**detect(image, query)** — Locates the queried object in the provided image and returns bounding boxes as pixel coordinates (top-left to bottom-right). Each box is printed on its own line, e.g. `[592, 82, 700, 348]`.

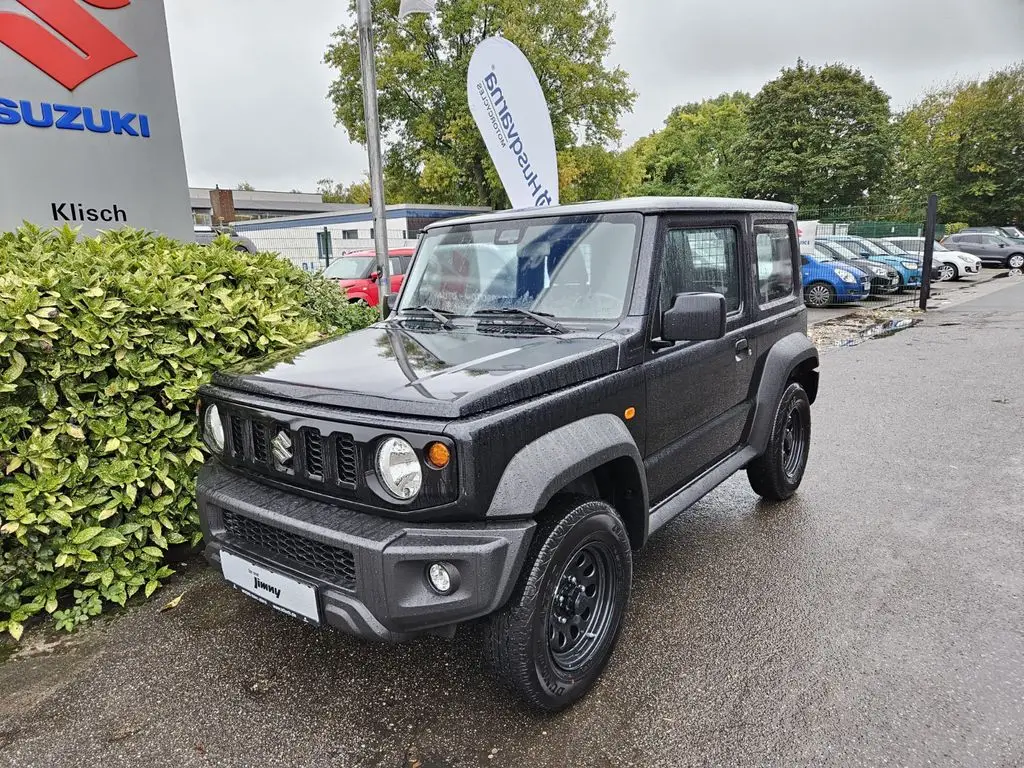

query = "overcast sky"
[165, 0, 1024, 192]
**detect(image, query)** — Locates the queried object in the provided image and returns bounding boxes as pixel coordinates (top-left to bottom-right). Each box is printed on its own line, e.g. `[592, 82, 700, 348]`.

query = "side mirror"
[381, 293, 394, 319]
[369, 271, 381, 282]
[662, 293, 727, 343]
[998, 243, 1007, 248]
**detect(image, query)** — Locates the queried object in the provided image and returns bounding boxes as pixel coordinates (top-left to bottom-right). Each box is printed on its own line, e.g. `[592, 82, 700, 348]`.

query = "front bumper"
[870, 275, 900, 294]
[836, 281, 870, 302]
[198, 462, 535, 642]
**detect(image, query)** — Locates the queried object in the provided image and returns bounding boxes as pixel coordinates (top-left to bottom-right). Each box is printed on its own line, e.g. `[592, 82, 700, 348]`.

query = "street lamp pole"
[356, 0, 391, 316]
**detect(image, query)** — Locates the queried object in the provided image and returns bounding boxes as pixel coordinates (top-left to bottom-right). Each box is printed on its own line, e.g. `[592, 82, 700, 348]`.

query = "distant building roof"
[230, 204, 492, 232]
[188, 187, 363, 216]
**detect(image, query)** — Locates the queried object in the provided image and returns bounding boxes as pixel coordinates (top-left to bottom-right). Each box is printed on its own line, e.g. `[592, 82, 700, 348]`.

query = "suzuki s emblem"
[0, 0, 138, 91]
[271, 430, 293, 469]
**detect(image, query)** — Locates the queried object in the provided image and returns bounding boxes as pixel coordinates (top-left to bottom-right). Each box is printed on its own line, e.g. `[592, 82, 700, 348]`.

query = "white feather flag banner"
[467, 37, 559, 209]
[398, 0, 437, 18]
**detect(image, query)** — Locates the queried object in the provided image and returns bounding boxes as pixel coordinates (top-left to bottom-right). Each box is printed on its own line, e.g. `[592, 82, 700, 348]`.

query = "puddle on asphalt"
[810, 311, 923, 348]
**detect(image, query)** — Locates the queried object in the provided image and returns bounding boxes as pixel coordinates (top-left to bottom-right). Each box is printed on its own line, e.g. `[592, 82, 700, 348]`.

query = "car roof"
[423, 197, 797, 231]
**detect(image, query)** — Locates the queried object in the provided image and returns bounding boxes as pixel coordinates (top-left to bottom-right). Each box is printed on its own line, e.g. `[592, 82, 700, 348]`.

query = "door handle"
[735, 339, 751, 360]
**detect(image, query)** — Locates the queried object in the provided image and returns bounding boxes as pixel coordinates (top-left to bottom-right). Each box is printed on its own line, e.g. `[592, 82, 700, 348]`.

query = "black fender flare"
[746, 333, 819, 454]
[485, 413, 649, 542]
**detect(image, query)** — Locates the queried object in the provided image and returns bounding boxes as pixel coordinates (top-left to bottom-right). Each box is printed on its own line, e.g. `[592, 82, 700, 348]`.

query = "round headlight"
[376, 437, 422, 500]
[203, 404, 225, 454]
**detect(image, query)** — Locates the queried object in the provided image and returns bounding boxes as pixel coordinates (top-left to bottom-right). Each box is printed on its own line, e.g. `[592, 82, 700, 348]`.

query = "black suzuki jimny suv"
[196, 197, 820, 711]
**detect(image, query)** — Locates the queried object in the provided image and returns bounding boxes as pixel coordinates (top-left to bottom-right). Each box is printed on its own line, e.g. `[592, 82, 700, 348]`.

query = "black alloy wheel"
[484, 497, 632, 712]
[747, 382, 812, 501]
[547, 542, 616, 672]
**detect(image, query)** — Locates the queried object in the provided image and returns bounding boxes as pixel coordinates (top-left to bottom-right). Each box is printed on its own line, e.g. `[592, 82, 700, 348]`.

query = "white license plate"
[221, 549, 320, 624]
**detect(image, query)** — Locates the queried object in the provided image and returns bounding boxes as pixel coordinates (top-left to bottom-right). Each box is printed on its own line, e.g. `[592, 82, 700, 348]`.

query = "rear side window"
[754, 224, 796, 304]
[660, 227, 742, 314]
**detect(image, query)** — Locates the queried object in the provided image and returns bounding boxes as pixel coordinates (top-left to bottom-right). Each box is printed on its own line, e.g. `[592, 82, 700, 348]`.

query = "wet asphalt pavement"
[2, 279, 1023, 768]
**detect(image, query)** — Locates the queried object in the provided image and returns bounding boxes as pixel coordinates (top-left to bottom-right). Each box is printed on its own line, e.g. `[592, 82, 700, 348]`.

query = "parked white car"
[882, 237, 983, 281]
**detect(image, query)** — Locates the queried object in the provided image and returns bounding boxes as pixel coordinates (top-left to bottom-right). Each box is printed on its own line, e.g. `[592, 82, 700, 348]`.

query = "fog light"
[427, 562, 457, 595]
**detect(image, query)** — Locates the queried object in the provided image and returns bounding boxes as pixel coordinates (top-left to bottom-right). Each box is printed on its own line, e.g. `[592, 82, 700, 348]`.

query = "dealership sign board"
[798, 220, 818, 253]
[468, 37, 558, 210]
[0, 0, 192, 238]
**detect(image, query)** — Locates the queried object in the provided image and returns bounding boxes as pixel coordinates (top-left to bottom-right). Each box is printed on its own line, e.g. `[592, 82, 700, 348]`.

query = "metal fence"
[802, 202, 932, 311]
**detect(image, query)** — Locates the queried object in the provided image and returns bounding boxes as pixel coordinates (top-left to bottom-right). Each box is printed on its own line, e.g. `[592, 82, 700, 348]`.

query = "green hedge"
[0, 227, 375, 639]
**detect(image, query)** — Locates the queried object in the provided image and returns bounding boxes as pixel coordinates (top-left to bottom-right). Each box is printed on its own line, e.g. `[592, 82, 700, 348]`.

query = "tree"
[236, 181, 256, 191]
[324, 0, 635, 208]
[742, 61, 893, 208]
[893, 64, 1024, 225]
[558, 146, 642, 204]
[316, 177, 373, 205]
[632, 92, 751, 197]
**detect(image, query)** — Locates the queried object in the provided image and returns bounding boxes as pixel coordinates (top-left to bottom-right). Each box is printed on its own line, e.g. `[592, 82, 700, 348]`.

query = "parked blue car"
[820, 235, 922, 291]
[800, 252, 871, 307]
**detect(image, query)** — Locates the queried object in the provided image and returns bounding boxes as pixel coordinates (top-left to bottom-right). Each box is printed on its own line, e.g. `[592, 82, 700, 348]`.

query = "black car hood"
[212, 324, 620, 419]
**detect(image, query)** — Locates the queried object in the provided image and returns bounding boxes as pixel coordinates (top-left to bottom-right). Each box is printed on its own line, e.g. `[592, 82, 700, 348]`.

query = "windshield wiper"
[472, 308, 569, 334]
[398, 305, 457, 330]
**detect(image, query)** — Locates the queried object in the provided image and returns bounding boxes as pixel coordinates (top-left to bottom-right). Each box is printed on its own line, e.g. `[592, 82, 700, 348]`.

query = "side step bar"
[647, 446, 759, 536]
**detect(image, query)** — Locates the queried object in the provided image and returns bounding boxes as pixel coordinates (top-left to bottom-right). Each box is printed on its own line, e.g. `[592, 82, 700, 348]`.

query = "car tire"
[804, 281, 835, 308]
[938, 262, 957, 281]
[747, 382, 812, 502]
[484, 496, 632, 712]
[1006, 253, 1024, 270]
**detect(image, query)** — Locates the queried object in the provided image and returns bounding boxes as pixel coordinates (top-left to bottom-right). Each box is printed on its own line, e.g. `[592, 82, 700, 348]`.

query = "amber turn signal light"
[624, 407, 636, 421]
[426, 442, 451, 469]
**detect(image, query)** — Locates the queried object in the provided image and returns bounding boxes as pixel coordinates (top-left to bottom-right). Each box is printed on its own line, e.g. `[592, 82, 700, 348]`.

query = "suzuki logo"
[271, 431, 293, 470]
[0, 0, 137, 91]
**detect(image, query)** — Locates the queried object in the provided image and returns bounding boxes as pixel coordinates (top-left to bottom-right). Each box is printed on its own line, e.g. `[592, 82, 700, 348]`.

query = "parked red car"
[321, 248, 413, 306]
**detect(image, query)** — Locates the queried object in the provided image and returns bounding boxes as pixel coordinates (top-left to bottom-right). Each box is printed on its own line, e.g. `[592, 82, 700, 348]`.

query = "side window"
[660, 227, 741, 316]
[982, 235, 1002, 245]
[390, 257, 404, 275]
[960, 234, 980, 244]
[754, 224, 796, 304]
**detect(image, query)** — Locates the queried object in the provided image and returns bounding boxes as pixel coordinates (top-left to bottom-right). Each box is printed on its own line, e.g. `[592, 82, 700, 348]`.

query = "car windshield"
[1004, 227, 1024, 239]
[812, 245, 836, 261]
[398, 213, 641, 321]
[844, 238, 888, 256]
[821, 240, 861, 260]
[323, 257, 374, 280]
[871, 240, 904, 255]
[933, 241, 950, 252]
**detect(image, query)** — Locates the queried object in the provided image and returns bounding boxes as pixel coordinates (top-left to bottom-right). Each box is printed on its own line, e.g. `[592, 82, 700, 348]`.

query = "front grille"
[230, 419, 245, 458]
[251, 422, 270, 463]
[222, 510, 356, 590]
[337, 434, 358, 489]
[303, 429, 324, 478]
[226, 411, 360, 494]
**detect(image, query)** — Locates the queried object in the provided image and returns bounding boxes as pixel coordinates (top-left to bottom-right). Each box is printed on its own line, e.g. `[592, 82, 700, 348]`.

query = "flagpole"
[356, 0, 391, 317]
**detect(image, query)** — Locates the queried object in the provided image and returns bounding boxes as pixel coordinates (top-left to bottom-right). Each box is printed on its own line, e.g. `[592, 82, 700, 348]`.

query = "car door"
[644, 218, 755, 504]
[951, 234, 985, 260]
[979, 234, 1010, 264]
